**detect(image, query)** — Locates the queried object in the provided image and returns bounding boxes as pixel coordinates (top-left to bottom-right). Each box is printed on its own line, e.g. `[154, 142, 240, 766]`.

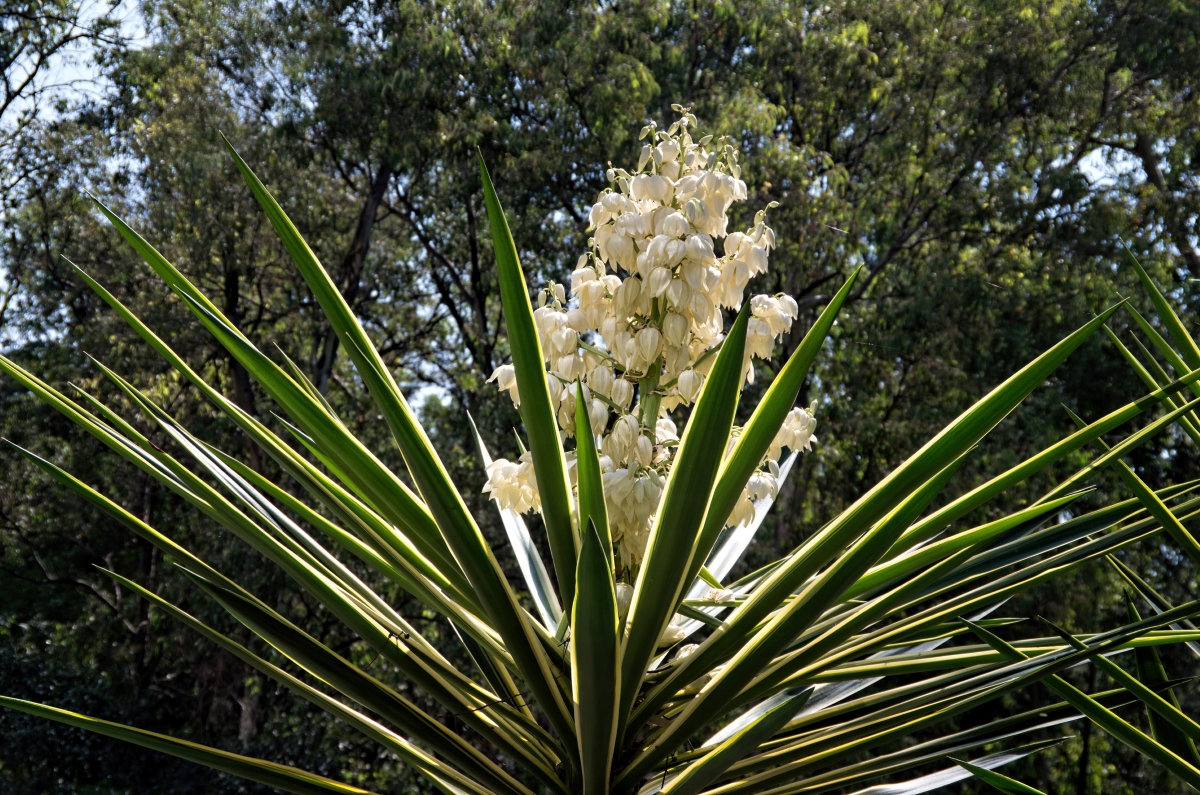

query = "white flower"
[633, 435, 654, 467]
[663, 312, 689, 347]
[647, 266, 672, 297]
[658, 615, 688, 647]
[587, 365, 614, 396]
[615, 583, 634, 621]
[769, 406, 818, 461]
[610, 378, 634, 409]
[685, 234, 715, 264]
[591, 398, 610, 431]
[487, 108, 812, 576]
[677, 369, 704, 403]
[487, 364, 519, 407]
[483, 452, 539, 513]
[746, 469, 779, 501]
[555, 353, 585, 381]
[704, 588, 736, 603]
[605, 467, 664, 568]
[635, 327, 662, 364]
[660, 211, 689, 238]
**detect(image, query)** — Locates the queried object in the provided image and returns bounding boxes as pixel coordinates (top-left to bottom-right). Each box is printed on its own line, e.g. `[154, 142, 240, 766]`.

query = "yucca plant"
[6, 109, 1200, 795]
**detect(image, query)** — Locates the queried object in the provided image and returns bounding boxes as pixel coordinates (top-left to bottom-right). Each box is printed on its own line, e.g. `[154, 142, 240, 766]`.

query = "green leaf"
[1063, 405, 1200, 567]
[686, 267, 860, 585]
[890, 361, 1200, 555]
[171, 291, 460, 581]
[575, 381, 612, 573]
[963, 619, 1200, 789]
[1105, 326, 1200, 445]
[1039, 394, 1200, 506]
[478, 152, 577, 608]
[620, 305, 1123, 761]
[97, 569, 525, 795]
[221, 139, 483, 572]
[618, 305, 750, 734]
[1126, 246, 1200, 370]
[572, 521, 620, 795]
[1109, 556, 1200, 657]
[703, 602, 1200, 795]
[66, 261, 467, 608]
[177, 565, 569, 788]
[846, 491, 1087, 601]
[1124, 595, 1200, 765]
[952, 757, 1047, 794]
[218, 146, 566, 727]
[662, 688, 811, 795]
[0, 696, 372, 795]
[1041, 618, 1200, 758]
[469, 414, 563, 630]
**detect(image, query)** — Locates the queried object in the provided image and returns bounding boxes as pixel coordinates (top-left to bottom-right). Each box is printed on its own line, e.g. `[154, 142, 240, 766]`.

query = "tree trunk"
[223, 263, 264, 472]
[314, 160, 395, 393]
[1135, 133, 1200, 277]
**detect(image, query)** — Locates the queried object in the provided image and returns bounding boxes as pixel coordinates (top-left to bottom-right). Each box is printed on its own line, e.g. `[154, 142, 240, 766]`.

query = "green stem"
[638, 359, 664, 440]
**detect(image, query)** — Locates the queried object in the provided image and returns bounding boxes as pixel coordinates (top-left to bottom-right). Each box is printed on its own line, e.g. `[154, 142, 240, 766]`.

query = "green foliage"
[4, 1, 1200, 792]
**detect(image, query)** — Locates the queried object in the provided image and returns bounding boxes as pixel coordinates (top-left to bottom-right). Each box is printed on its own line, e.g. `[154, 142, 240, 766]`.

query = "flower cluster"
[484, 108, 817, 574]
[726, 403, 819, 528]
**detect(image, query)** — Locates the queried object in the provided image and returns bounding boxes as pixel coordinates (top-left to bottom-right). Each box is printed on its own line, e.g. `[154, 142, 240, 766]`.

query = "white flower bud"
[615, 583, 634, 620]
[724, 231, 746, 257]
[487, 364, 520, 407]
[685, 234, 714, 264]
[665, 277, 690, 309]
[611, 379, 634, 409]
[563, 354, 588, 380]
[587, 365, 614, 396]
[677, 370, 703, 402]
[636, 327, 662, 363]
[647, 266, 672, 297]
[656, 417, 678, 442]
[634, 434, 653, 467]
[661, 212, 689, 238]
[588, 399, 609, 437]
[663, 312, 689, 347]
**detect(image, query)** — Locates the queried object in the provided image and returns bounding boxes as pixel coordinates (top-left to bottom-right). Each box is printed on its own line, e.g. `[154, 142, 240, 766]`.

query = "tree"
[4, 0, 1200, 791]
